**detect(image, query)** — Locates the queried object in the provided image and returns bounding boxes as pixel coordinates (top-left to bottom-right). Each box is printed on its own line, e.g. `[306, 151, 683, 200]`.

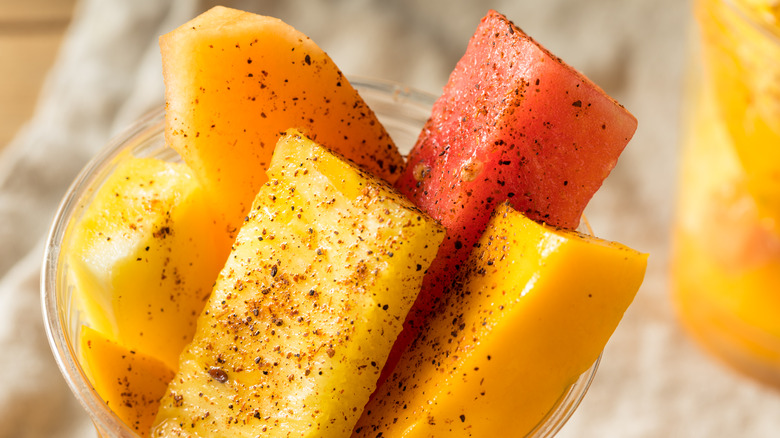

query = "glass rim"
[40, 76, 599, 438]
[40, 104, 167, 438]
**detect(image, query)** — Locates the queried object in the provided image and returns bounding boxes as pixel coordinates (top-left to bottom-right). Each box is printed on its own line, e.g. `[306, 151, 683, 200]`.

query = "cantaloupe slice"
[354, 202, 647, 437]
[80, 326, 174, 437]
[160, 6, 404, 234]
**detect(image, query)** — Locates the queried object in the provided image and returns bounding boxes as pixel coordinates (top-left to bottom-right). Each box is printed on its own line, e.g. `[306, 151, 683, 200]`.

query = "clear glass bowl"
[41, 77, 599, 438]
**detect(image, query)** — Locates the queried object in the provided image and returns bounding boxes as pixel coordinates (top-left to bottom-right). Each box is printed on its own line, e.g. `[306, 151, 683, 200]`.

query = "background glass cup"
[42, 77, 599, 437]
[671, 0, 780, 387]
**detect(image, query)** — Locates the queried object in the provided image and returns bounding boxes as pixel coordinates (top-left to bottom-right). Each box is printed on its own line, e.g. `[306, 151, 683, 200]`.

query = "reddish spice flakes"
[208, 366, 229, 383]
[412, 163, 431, 182]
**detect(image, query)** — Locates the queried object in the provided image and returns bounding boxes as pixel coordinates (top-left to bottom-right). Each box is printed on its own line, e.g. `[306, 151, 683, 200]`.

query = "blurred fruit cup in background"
[672, 0, 780, 387]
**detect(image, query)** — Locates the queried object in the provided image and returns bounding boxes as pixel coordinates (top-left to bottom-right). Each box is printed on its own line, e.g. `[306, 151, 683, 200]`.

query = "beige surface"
[1, 1, 780, 437]
[0, 0, 76, 150]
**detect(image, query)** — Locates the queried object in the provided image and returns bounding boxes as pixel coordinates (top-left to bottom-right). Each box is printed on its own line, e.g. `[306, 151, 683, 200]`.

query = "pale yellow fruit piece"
[160, 6, 404, 236]
[68, 156, 232, 371]
[153, 130, 444, 438]
[80, 326, 175, 437]
[354, 202, 647, 437]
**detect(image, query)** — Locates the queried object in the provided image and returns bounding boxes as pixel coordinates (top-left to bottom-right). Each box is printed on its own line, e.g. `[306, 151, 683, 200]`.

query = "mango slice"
[153, 131, 444, 437]
[80, 326, 174, 437]
[68, 156, 232, 371]
[354, 202, 647, 437]
[160, 6, 404, 234]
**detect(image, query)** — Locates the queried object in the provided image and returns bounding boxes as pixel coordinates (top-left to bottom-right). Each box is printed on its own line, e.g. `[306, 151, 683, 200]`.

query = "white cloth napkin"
[1, 1, 779, 437]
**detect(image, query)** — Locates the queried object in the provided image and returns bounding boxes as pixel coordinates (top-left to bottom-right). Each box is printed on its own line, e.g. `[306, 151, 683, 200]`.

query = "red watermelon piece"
[383, 10, 637, 382]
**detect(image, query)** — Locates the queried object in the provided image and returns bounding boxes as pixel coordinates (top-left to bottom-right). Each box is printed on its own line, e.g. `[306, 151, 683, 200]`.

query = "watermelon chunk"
[385, 10, 637, 380]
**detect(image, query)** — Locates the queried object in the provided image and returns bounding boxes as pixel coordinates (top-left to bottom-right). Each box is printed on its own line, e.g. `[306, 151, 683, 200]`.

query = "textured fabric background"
[1, 1, 779, 437]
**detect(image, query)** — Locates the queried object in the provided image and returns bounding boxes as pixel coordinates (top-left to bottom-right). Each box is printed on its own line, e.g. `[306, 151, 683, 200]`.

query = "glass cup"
[671, 0, 780, 387]
[42, 77, 599, 437]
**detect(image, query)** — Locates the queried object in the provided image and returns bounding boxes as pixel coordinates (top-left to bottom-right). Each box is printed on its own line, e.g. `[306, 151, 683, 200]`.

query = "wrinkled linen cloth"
[1, 1, 779, 437]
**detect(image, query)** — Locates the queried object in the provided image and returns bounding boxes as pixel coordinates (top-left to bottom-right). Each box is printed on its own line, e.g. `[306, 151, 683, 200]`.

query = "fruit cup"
[671, 0, 780, 387]
[42, 78, 599, 437]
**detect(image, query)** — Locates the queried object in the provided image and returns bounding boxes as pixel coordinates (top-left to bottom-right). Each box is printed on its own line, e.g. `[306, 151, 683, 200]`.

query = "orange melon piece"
[68, 156, 231, 372]
[160, 6, 403, 233]
[80, 326, 174, 437]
